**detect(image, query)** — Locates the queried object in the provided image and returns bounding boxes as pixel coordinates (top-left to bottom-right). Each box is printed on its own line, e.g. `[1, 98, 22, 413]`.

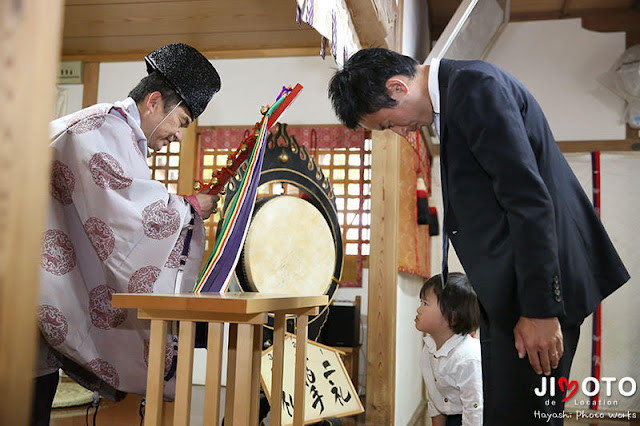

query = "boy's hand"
[431, 415, 447, 426]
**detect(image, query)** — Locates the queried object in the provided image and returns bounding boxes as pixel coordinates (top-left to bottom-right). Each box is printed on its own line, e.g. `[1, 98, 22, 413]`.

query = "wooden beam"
[556, 139, 640, 152]
[421, 139, 640, 157]
[510, 7, 640, 34]
[0, 1, 64, 425]
[365, 130, 400, 425]
[62, 46, 319, 62]
[345, 0, 395, 48]
[81, 62, 99, 108]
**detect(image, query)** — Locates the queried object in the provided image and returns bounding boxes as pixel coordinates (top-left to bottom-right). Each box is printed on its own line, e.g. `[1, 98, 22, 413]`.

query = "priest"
[33, 43, 221, 425]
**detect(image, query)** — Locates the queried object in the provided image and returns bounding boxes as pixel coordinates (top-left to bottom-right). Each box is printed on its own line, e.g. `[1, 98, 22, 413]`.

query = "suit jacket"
[438, 59, 629, 326]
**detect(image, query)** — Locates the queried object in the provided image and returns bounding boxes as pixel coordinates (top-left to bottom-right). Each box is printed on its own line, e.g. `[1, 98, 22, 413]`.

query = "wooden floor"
[50, 385, 638, 426]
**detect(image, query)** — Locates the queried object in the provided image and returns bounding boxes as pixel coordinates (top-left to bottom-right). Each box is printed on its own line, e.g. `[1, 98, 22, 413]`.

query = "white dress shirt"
[428, 57, 442, 136]
[420, 333, 483, 426]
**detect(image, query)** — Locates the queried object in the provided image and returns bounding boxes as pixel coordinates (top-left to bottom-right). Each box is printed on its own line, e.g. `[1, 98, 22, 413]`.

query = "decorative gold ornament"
[193, 180, 202, 191]
[278, 151, 289, 164]
[227, 157, 234, 168]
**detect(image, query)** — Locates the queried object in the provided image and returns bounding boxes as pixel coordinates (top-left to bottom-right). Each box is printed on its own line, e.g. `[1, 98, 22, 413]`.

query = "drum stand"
[112, 292, 327, 426]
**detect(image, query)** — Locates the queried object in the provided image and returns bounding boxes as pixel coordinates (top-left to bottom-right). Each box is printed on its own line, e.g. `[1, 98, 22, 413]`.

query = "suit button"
[473, 403, 478, 408]
[444, 398, 448, 402]
[553, 276, 560, 284]
[554, 288, 561, 296]
[555, 295, 562, 302]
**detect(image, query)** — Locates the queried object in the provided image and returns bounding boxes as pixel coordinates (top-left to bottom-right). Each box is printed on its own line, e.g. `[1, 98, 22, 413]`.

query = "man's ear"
[144, 91, 162, 115]
[385, 78, 409, 100]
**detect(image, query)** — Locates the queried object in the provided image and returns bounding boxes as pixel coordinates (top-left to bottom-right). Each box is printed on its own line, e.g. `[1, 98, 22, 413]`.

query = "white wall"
[395, 272, 426, 425]
[484, 18, 626, 141]
[98, 56, 341, 125]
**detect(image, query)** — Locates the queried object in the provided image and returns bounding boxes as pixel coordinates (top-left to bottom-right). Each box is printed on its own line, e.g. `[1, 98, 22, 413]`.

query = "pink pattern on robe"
[41, 229, 76, 276]
[89, 152, 133, 190]
[84, 217, 115, 261]
[128, 266, 161, 293]
[38, 305, 68, 347]
[51, 160, 75, 205]
[86, 358, 120, 388]
[67, 108, 106, 135]
[142, 200, 180, 239]
[165, 233, 189, 268]
[89, 285, 127, 330]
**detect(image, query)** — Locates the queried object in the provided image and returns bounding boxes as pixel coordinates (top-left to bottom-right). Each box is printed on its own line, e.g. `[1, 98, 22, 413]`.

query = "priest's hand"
[514, 316, 563, 376]
[194, 193, 219, 219]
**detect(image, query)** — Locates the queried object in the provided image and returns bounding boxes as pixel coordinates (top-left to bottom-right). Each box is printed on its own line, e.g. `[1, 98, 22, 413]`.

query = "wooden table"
[112, 292, 327, 426]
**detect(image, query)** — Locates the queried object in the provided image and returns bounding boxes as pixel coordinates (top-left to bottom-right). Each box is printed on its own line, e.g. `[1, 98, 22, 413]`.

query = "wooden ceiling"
[60, 0, 640, 62]
[429, 0, 640, 44]
[61, 0, 322, 61]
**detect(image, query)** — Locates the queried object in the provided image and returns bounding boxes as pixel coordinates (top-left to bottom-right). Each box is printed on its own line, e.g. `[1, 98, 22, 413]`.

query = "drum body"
[239, 195, 336, 297]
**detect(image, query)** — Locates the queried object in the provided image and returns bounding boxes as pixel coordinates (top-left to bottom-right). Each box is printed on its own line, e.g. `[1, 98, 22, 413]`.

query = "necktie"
[434, 113, 449, 288]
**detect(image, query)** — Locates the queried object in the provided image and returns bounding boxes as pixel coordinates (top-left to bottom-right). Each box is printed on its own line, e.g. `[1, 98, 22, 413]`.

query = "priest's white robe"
[37, 98, 206, 400]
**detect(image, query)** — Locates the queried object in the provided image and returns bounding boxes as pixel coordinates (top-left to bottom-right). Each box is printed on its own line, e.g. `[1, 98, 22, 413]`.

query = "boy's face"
[415, 287, 449, 334]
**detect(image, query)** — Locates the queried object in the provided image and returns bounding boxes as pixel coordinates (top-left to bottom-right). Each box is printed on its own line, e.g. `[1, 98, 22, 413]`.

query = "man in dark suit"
[328, 48, 629, 425]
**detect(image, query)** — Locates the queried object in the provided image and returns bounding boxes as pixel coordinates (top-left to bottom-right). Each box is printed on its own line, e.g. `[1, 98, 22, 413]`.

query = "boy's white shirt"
[421, 333, 483, 426]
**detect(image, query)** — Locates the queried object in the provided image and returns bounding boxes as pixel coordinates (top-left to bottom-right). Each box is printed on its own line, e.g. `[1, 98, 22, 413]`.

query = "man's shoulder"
[443, 60, 510, 88]
[50, 102, 130, 140]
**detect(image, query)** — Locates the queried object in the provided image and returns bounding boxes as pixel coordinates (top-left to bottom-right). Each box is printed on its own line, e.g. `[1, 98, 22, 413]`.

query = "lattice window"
[316, 143, 371, 258]
[147, 141, 181, 194]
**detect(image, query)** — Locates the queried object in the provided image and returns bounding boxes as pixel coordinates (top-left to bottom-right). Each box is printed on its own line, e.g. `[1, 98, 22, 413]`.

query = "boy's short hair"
[420, 272, 480, 335]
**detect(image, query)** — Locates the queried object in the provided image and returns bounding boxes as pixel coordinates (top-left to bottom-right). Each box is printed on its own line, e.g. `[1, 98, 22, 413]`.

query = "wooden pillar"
[0, 1, 64, 425]
[365, 131, 402, 424]
[82, 62, 100, 108]
[365, 0, 403, 422]
[178, 120, 198, 195]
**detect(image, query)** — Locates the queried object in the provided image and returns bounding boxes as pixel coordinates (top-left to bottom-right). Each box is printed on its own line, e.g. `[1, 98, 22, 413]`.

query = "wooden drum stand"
[112, 292, 327, 426]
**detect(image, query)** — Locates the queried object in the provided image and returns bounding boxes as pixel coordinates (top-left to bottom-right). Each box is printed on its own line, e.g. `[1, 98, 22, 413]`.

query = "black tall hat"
[145, 43, 221, 119]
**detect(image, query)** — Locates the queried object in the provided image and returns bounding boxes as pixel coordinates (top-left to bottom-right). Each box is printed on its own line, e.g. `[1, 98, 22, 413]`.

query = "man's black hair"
[328, 48, 419, 129]
[128, 71, 184, 115]
[420, 272, 481, 335]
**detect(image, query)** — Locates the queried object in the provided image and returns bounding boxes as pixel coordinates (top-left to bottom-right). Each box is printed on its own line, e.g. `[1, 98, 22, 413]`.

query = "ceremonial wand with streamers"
[194, 84, 303, 293]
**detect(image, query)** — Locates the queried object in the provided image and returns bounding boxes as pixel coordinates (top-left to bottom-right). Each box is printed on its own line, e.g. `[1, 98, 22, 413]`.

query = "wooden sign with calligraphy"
[261, 334, 364, 424]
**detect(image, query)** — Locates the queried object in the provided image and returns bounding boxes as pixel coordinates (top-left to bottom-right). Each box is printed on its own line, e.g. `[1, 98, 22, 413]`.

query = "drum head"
[241, 195, 336, 296]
